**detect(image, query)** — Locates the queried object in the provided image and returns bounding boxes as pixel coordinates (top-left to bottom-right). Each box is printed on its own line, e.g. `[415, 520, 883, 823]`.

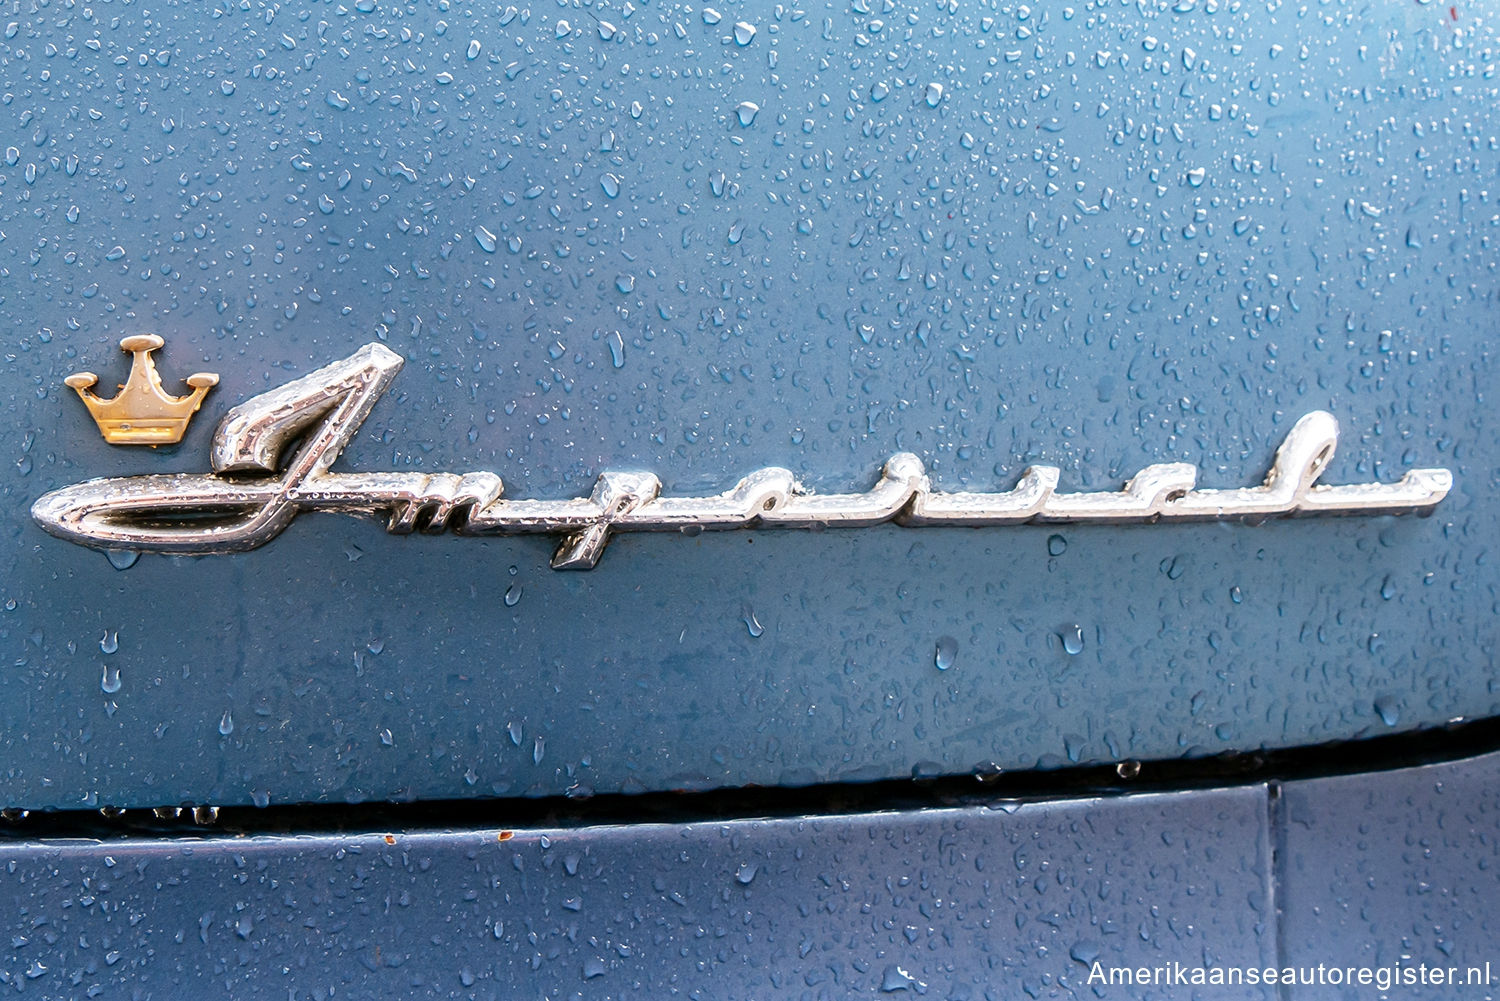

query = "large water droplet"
[881, 964, 919, 992]
[474, 225, 498, 253]
[504, 584, 522, 607]
[924, 82, 944, 107]
[218, 710, 234, 736]
[100, 665, 121, 694]
[1070, 940, 1102, 964]
[99, 630, 118, 655]
[934, 635, 958, 670]
[1061, 624, 1085, 655]
[1046, 534, 1067, 556]
[741, 601, 764, 638]
[734, 101, 760, 127]
[1374, 696, 1400, 726]
[106, 550, 139, 571]
[732, 21, 756, 45]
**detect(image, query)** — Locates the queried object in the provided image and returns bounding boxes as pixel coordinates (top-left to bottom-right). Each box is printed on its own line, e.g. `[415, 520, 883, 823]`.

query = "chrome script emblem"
[33, 343, 1453, 570]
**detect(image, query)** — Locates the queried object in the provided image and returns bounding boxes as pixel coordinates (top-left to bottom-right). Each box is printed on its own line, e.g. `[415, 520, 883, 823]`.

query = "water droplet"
[741, 601, 764, 638]
[533, 735, 546, 765]
[607, 332, 625, 368]
[924, 82, 944, 107]
[100, 665, 121, 694]
[379, 727, 394, 746]
[325, 90, 350, 110]
[99, 630, 118, 655]
[1230, 585, 1243, 603]
[1374, 696, 1400, 726]
[466, 39, 481, 59]
[555, 19, 571, 38]
[219, 79, 235, 96]
[881, 964, 919, 992]
[1116, 760, 1142, 780]
[1186, 166, 1207, 187]
[1070, 940, 1102, 964]
[1046, 534, 1067, 556]
[474, 225, 498, 253]
[732, 21, 756, 45]
[734, 862, 758, 884]
[615, 273, 635, 294]
[218, 710, 234, 736]
[702, 7, 722, 24]
[600, 172, 621, 198]
[106, 550, 139, 571]
[1060, 624, 1085, 655]
[934, 635, 958, 670]
[734, 101, 760, 127]
[504, 584, 522, 607]
[508, 720, 523, 746]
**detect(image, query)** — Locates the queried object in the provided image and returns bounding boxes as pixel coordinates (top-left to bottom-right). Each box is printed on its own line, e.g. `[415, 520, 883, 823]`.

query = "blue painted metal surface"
[6, 750, 1500, 998]
[1280, 749, 1500, 999]
[1, 786, 1276, 998]
[2, 0, 1496, 810]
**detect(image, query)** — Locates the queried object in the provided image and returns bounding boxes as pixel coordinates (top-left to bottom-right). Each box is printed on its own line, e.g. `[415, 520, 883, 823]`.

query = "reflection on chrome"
[32, 343, 1454, 570]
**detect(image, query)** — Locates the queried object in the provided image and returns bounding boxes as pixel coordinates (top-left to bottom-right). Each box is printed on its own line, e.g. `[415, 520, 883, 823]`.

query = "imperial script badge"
[33, 343, 1453, 570]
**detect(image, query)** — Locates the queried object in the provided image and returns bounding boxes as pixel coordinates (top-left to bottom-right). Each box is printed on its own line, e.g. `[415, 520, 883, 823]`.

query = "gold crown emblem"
[65, 335, 219, 445]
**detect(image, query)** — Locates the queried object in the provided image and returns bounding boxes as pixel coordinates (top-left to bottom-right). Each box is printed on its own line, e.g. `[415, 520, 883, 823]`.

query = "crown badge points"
[64, 335, 219, 445]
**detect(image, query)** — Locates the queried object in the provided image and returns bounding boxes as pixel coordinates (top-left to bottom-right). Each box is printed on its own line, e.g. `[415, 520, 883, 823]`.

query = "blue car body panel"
[5, 749, 1500, 998]
[2, 0, 1495, 812]
[3, 0, 1498, 995]
[4, 784, 1278, 998]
